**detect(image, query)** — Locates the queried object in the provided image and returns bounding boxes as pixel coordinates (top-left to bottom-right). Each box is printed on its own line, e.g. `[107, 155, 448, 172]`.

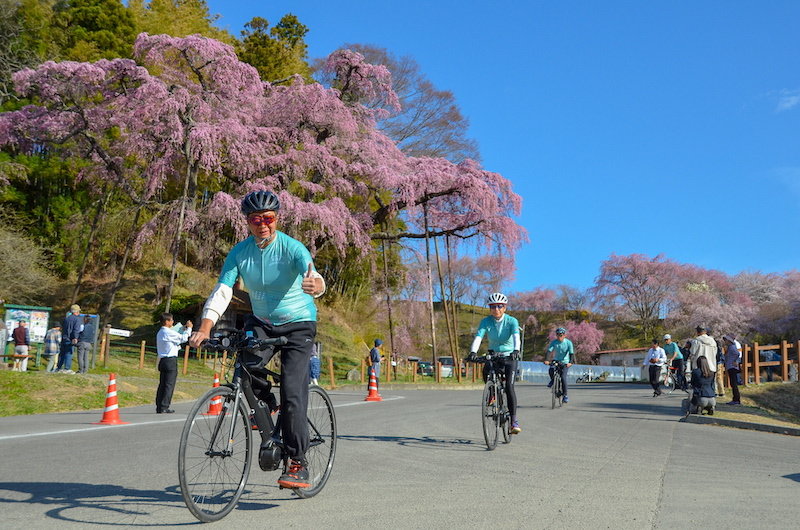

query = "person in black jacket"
[58, 304, 83, 373]
[689, 356, 716, 415]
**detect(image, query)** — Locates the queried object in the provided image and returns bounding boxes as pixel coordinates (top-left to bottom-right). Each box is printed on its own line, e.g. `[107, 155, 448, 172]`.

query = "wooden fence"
[740, 340, 800, 385]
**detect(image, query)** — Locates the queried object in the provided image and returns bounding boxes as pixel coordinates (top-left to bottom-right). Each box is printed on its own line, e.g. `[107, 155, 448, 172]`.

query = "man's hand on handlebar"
[189, 330, 209, 349]
[511, 350, 521, 361]
[544, 360, 551, 365]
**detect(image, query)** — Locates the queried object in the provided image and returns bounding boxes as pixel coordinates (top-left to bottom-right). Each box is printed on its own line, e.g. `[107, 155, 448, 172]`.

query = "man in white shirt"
[155, 313, 192, 414]
[642, 338, 667, 397]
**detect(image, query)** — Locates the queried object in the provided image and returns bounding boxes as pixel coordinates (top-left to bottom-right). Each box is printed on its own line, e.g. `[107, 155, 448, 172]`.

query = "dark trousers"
[57, 342, 74, 371]
[673, 358, 686, 389]
[156, 357, 178, 412]
[482, 358, 519, 421]
[727, 368, 741, 402]
[247, 317, 316, 461]
[549, 364, 570, 396]
[649, 365, 662, 393]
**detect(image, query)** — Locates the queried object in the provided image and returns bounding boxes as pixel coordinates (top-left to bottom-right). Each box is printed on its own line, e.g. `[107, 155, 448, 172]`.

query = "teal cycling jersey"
[218, 231, 317, 325]
[664, 342, 682, 360]
[475, 314, 520, 353]
[547, 338, 574, 363]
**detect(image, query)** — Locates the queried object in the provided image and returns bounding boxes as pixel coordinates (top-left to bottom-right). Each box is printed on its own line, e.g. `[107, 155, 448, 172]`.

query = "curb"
[681, 414, 800, 436]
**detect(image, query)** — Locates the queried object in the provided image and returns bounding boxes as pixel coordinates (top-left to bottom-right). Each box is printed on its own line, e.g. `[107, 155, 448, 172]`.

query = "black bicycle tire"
[666, 374, 676, 394]
[551, 371, 557, 409]
[178, 385, 252, 522]
[293, 385, 337, 498]
[481, 381, 499, 450]
[500, 385, 511, 444]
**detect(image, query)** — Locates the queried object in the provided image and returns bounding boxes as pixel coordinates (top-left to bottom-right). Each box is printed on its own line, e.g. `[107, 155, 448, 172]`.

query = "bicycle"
[575, 370, 593, 383]
[549, 360, 565, 409]
[178, 328, 337, 522]
[469, 351, 512, 450]
[663, 365, 688, 394]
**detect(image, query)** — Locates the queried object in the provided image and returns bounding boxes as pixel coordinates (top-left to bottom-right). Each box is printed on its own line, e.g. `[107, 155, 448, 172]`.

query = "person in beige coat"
[689, 324, 717, 372]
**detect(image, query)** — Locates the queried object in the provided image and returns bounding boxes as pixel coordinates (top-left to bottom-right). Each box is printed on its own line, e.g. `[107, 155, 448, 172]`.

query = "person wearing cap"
[57, 304, 83, 373]
[688, 324, 717, 373]
[722, 335, 741, 405]
[643, 338, 667, 396]
[662, 334, 686, 391]
[369, 338, 383, 388]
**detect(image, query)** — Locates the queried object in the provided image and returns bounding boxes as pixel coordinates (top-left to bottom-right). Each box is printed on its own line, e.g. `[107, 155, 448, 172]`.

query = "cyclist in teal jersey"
[466, 292, 522, 434]
[663, 334, 686, 391]
[189, 190, 325, 489]
[545, 327, 574, 403]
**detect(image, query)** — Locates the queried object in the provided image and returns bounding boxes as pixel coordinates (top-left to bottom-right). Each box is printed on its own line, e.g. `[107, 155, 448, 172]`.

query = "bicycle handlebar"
[202, 332, 288, 353]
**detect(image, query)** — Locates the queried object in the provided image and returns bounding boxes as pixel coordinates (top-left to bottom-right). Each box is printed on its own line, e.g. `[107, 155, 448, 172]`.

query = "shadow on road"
[783, 473, 800, 483]
[338, 434, 478, 451]
[0, 481, 203, 526]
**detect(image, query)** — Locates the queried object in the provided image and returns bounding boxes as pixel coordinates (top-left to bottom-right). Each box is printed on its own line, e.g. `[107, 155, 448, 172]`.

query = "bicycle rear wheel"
[481, 381, 499, 450]
[178, 385, 252, 522]
[293, 385, 337, 498]
[499, 387, 511, 444]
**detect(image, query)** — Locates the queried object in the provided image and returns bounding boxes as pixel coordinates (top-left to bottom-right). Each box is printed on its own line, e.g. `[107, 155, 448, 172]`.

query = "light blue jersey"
[547, 338, 574, 363]
[218, 232, 317, 325]
[475, 314, 520, 354]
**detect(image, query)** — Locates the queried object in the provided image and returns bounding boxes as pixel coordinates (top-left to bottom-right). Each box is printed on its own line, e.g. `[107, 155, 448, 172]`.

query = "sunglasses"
[556, 332, 565, 336]
[247, 213, 277, 226]
[489, 304, 506, 309]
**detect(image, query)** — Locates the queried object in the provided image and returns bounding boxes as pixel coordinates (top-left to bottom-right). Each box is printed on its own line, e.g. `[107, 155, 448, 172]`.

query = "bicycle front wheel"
[482, 381, 499, 450]
[178, 385, 252, 522]
[666, 374, 676, 394]
[293, 385, 337, 498]
[499, 387, 511, 444]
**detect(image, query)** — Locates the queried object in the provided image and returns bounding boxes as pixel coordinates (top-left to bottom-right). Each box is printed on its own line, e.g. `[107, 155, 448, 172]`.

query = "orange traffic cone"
[93, 373, 129, 425]
[202, 373, 222, 416]
[364, 367, 383, 402]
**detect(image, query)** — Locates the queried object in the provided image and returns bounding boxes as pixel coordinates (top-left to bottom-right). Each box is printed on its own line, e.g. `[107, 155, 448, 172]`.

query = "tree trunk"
[381, 238, 396, 357]
[70, 185, 112, 304]
[165, 159, 196, 313]
[434, 235, 459, 381]
[423, 203, 437, 365]
[445, 235, 460, 359]
[100, 203, 144, 329]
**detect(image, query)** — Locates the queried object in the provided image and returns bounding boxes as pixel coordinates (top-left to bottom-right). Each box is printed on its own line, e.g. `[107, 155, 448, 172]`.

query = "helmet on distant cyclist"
[486, 292, 508, 306]
[555, 327, 567, 335]
[241, 190, 280, 215]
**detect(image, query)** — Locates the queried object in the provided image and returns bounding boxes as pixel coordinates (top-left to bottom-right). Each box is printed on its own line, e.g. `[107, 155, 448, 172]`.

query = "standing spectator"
[43, 324, 62, 372]
[309, 342, 321, 386]
[689, 356, 716, 415]
[662, 334, 686, 391]
[722, 335, 741, 405]
[77, 315, 96, 374]
[155, 313, 192, 414]
[643, 338, 667, 397]
[714, 339, 726, 397]
[58, 304, 83, 373]
[689, 324, 717, 372]
[369, 338, 383, 388]
[11, 320, 30, 371]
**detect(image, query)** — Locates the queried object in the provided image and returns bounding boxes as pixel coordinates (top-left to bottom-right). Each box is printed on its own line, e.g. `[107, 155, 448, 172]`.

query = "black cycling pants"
[246, 316, 316, 461]
[483, 357, 519, 421]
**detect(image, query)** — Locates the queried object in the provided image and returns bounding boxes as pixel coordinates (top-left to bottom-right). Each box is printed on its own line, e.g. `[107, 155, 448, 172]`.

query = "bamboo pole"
[182, 344, 190, 375]
[328, 356, 336, 389]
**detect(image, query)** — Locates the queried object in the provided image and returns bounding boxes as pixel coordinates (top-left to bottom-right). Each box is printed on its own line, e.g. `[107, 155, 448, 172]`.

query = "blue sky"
[208, 0, 800, 293]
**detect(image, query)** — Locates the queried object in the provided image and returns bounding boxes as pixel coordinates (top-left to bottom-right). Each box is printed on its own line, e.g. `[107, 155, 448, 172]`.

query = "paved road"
[0, 383, 797, 529]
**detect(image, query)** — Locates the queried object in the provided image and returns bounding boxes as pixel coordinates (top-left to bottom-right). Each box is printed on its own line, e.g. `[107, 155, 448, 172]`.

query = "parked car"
[438, 356, 454, 377]
[416, 361, 434, 376]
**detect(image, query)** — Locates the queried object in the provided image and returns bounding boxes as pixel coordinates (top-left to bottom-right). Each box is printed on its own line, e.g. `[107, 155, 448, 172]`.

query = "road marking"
[0, 418, 186, 441]
[0, 396, 405, 441]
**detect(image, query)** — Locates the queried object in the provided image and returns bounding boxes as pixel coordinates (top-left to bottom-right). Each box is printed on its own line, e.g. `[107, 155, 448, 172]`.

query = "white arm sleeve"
[201, 282, 234, 325]
[513, 333, 521, 351]
[470, 336, 483, 353]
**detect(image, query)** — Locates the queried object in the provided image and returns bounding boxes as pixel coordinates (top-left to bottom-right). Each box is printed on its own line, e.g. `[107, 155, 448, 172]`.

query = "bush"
[0, 224, 56, 304]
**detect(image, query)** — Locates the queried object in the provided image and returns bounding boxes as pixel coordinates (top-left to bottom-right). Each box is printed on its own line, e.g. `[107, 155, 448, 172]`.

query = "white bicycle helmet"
[486, 292, 508, 305]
